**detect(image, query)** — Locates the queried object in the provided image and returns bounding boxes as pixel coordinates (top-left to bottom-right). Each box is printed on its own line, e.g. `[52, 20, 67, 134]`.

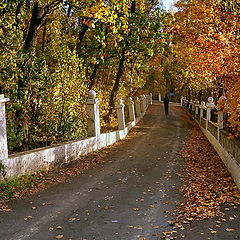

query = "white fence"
[182, 96, 240, 189]
[0, 92, 152, 179]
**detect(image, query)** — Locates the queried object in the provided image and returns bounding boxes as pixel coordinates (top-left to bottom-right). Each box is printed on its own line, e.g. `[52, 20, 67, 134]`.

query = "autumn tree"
[0, 0, 168, 152]
[166, 0, 239, 133]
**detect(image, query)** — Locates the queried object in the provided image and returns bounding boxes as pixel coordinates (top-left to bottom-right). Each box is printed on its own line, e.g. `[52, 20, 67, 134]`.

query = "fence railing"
[182, 96, 224, 139]
[0, 92, 152, 179]
[181, 96, 240, 189]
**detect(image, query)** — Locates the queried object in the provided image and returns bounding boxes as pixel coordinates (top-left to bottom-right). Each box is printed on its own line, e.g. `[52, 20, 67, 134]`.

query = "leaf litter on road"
[176, 123, 240, 223]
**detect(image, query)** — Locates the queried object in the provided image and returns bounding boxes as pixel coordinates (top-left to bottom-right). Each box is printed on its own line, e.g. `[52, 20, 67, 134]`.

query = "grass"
[0, 174, 41, 201]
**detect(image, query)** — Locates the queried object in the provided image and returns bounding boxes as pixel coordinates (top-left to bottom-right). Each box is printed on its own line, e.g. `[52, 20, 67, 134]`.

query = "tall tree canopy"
[0, 0, 168, 152]
[164, 0, 240, 134]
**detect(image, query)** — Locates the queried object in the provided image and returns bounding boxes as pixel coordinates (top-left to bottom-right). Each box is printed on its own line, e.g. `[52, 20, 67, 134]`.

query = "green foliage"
[0, 0, 168, 152]
[0, 161, 5, 178]
[0, 174, 41, 200]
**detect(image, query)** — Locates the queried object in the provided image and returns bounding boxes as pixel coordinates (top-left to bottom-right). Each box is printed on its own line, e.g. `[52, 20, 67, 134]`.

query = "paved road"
[0, 102, 239, 240]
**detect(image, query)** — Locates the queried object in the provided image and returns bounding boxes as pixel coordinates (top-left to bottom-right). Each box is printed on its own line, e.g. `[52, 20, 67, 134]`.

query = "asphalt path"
[0, 102, 239, 240]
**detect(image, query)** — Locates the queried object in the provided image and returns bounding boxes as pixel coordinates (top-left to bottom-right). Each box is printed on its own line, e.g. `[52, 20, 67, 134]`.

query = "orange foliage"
[171, 0, 240, 133]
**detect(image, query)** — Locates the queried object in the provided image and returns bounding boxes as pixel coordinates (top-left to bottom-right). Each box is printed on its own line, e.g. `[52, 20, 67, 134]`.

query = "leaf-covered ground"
[176, 121, 240, 223]
[0, 147, 111, 212]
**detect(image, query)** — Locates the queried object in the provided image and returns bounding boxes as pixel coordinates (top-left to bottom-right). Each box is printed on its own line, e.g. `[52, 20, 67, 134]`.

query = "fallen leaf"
[55, 235, 63, 239]
[226, 228, 235, 232]
[167, 220, 175, 226]
[162, 231, 172, 236]
[133, 208, 139, 211]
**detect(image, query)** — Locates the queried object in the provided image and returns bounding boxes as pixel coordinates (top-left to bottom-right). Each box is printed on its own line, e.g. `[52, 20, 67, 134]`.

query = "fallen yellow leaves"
[1, 149, 110, 211]
[176, 125, 240, 223]
[226, 228, 235, 232]
[128, 225, 143, 230]
[55, 235, 63, 239]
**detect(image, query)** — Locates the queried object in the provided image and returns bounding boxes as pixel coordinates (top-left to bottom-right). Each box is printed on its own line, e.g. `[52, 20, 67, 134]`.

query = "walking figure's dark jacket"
[163, 95, 169, 115]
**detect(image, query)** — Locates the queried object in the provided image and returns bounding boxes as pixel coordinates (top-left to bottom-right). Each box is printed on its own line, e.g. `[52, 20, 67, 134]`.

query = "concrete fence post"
[216, 95, 227, 141]
[140, 95, 145, 114]
[180, 96, 184, 105]
[183, 97, 187, 106]
[217, 95, 226, 131]
[0, 94, 10, 163]
[192, 100, 195, 112]
[143, 95, 146, 111]
[217, 111, 223, 141]
[191, 100, 195, 116]
[145, 95, 148, 108]
[146, 94, 149, 107]
[218, 111, 224, 130]
[195, 100, 200, 119]
[127, 97, 135, 122]
[158, 93, 162, 102]
[199, 101, 206, 125]
[189, 100, 192, 110]
[206, 97, 215, 130]
[135, 97, 141, 118]
[116, 99, 125, 130]
[149, 93, 153, 105]
[86, 90, 100, 137]
[181, 97, 184, 106]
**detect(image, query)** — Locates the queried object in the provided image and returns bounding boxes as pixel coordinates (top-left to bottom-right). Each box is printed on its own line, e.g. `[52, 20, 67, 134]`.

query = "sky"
[162, 0, 176, 11]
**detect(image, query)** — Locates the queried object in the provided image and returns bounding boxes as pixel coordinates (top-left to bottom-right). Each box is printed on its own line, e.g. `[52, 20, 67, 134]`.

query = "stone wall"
[1, 92, 152, 179]
[182, 97, 240, 189]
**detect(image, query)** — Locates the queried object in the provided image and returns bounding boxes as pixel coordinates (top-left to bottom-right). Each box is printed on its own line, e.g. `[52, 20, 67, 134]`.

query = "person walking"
[163, 94, 169, 115]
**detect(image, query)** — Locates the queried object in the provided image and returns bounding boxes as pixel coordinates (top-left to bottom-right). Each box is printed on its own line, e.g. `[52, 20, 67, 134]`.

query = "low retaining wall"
[1, 90, 152, 179]
[2, 116, 143, 178]
[184, 105, 240, 189]
[199, 126, 240, 189]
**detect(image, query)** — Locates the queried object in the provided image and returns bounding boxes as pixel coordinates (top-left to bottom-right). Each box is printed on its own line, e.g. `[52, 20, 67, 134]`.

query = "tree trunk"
[107, 1, 136, 114]
[109, 50, 126, 111]
[13, 1, 24, 28]
[23, 2, 43, 52]
[76, 23, 89, 56]
[88, 63, 101, 90]
[42, 23, 47, 52]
